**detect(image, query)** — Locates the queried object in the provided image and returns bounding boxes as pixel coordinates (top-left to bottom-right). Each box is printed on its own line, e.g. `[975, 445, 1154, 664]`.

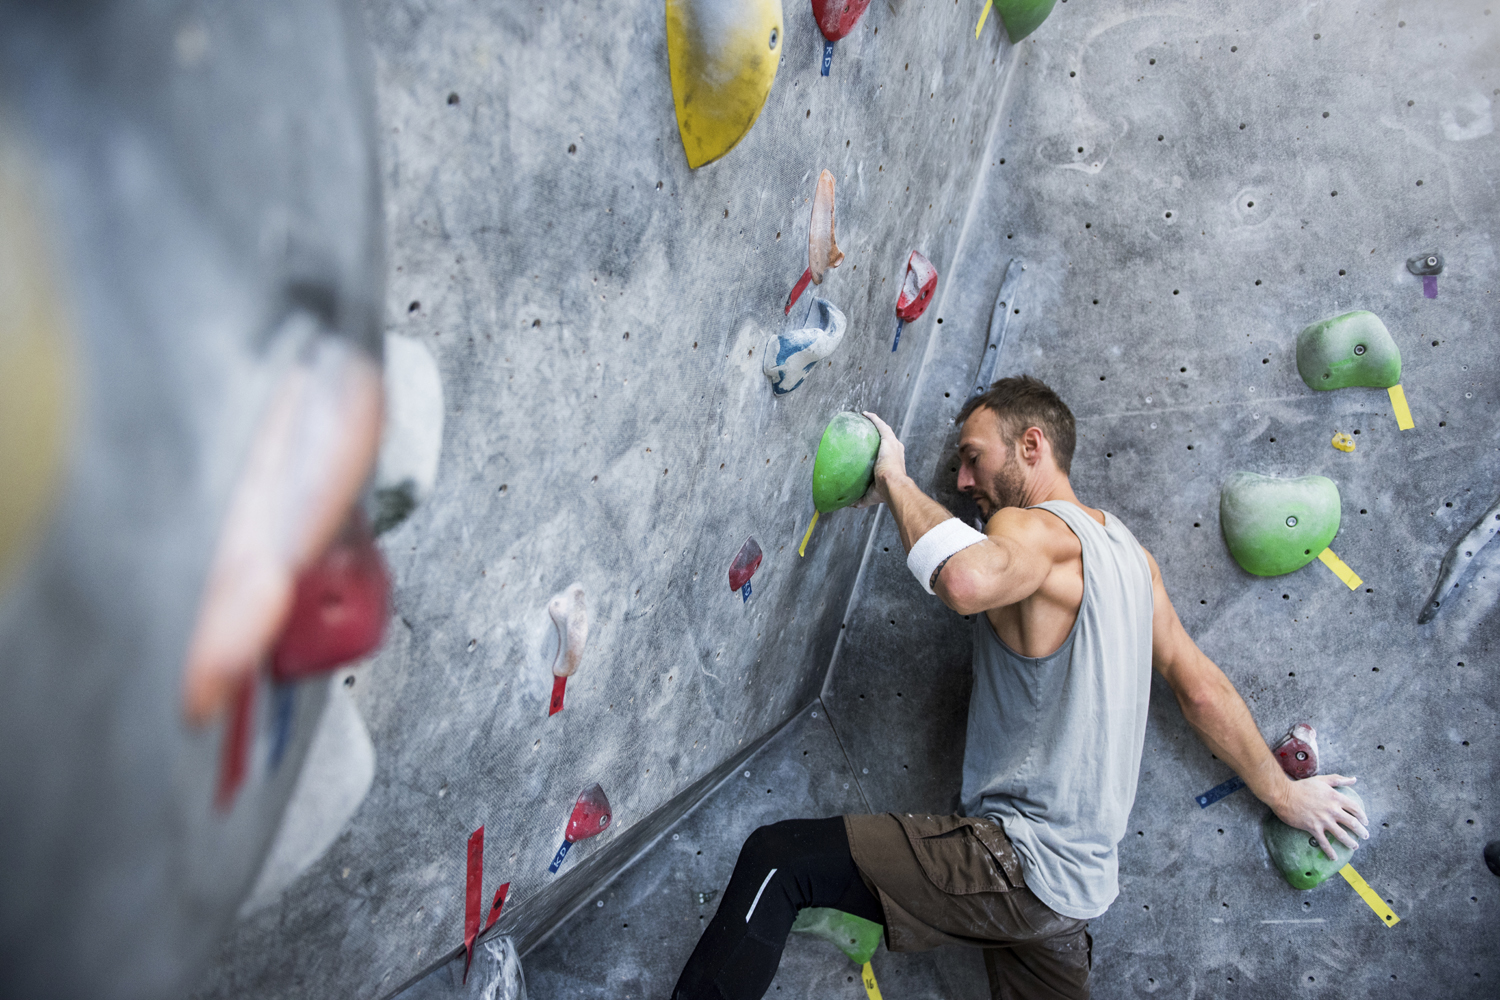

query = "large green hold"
[812, 412, 880, 513]
[1220, 472, 1341, 576]
[995, 0, 1057, 42]
[1263, 787, 1364, 889]
[790, 907, 883, 965]
[1296, 311, 1402, 390]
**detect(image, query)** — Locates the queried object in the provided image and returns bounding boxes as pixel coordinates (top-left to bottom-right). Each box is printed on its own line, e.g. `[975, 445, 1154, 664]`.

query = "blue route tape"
[742, 581, 752, 603]
[269, 684, 295, 771]
[1195, 775, 1246, 808]
[548, 839, 573, 873]
[821, 40, 834, 76]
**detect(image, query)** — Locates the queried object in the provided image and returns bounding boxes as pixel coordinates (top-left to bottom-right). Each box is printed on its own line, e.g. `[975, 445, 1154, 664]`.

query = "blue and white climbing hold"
[764, 297, 846, 395]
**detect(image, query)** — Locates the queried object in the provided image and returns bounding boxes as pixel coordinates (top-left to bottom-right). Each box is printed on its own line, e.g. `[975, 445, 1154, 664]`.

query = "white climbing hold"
[371, 333, 444, 535]
[763, 297, 846, 395]
[548, 582, 588, 678]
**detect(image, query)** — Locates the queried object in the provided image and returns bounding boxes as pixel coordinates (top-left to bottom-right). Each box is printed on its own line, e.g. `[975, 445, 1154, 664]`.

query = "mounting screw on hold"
[1286, 516, 1298, 527]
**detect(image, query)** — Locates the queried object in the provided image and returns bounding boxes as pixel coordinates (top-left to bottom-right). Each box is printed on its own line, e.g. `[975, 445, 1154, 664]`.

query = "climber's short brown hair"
[955, 375, 1077, 475]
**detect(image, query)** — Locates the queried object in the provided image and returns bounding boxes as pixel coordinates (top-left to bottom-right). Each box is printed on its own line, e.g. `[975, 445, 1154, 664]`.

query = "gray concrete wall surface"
[195, 0, 1021, 996]
[822, 0, 1500, 997]
[522, 706, 992, 999]
[199, 0, 1500, 997]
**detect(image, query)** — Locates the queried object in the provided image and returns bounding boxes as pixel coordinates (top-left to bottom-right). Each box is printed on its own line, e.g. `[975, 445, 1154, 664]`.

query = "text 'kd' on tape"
[975, 0, 994, 38]
[1317, 548, 1363, 590]
[1387, 384, 1414, 430]
[1339, 864, 1400, 927]
[1195, 775, 1246, 808]
[862, 961, 884, 1000]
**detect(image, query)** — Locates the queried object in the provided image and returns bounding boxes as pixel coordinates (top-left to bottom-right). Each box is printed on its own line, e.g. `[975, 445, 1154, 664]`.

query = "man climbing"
[672, 376, 1370, 1000]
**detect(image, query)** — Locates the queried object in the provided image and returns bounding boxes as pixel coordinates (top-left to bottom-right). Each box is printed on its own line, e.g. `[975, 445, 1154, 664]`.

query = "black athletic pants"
[670, 818, 884, 1000]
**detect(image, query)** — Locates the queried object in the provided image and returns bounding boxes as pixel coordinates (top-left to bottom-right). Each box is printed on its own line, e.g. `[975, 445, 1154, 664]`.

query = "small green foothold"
[812, 412, 880, 513]
[790, 907, 884, 965]
[995, 0, 1058, 42]
[1263, 787, 1364, 890]
[1296, 311, 1402, 390]
[1220, 472, 1341, 576]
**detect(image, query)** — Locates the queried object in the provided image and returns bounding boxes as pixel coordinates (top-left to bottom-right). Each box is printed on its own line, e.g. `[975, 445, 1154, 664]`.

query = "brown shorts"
[844, 813, 1092, 1000]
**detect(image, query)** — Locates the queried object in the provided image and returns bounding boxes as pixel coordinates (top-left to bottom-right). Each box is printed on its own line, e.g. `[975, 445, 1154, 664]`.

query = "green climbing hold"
[812, 412, 880, 513]
[995, 0, 1057, 42]
[1296, 310, 1402, 390]
[1219, 472, 1341, 577]
[790, 907, 884, 965]
[1263, 787, 1364, 889]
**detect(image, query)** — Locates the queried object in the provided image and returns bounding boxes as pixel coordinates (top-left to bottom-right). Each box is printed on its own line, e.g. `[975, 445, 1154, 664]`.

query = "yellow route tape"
[799, 510, 820, 558]
[975, 0, 993, 39]
[1388, 384, 1414, 430]
[861, 961, 884, 1000]
[1317, 548, 1362, 590]
[1339, 864, 1400, 927]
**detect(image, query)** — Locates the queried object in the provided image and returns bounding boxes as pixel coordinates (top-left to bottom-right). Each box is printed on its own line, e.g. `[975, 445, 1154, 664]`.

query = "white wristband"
[906, 518, 986, 595]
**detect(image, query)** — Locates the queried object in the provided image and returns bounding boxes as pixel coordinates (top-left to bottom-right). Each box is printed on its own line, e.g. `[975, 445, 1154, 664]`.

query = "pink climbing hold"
[271, 514, 391, 682]
[566, 783, 613, 842]
[1272, 723, 1319, 780]
[728, 537, 763, 593]
[812, 0, 871, 41]
[788, 171, 844, 311]
[549, 783, 613, 873]
[896, 250, 939, 322]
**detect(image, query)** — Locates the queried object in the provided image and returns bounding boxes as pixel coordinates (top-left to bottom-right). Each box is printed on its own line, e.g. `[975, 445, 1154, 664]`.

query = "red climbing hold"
[565, 783, 613, 842]
[1272, 723, 1319, 780]
[895, 250, 939, 323]
[729, 537, 764, 592]
[271, 514, 391, 682]
[812, 0, 871, 41]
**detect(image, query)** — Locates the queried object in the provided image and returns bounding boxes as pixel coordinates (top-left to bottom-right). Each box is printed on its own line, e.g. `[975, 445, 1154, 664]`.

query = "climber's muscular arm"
[882, 478, 1058, 615]
[1146, 549, 1370, 859]
[864, 413, 1057, 616]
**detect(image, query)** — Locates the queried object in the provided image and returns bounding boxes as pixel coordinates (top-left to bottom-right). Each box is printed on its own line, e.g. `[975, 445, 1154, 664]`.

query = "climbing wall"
[196, 0, 1019, 996]
[821, 0, 1500, 996]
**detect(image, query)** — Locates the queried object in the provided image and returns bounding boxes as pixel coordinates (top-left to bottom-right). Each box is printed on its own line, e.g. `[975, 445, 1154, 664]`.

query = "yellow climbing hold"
[975, 0, 993, 38]
[798, 509, 819, 558]
[1339, 864, 1399, 927]
[861, 961, 884, 1000]
[1317, 548, 1362, 590]
[1387, 384, 1414, 430]
[0, 131, 73, 594]
[1331, 432, 1355, 453]
[667, 0, 784, 169]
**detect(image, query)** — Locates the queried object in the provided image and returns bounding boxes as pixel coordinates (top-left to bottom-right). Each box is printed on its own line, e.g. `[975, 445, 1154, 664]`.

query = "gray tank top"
[961, 501, 1154, 919]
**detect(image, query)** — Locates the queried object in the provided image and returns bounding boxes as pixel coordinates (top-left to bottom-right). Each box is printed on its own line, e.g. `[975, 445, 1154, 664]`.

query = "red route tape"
[785, 268, 813, 315]
[549, 675, 567, 716]
[463, 826, 484, 983]
[486, 882, 510, 931]
[214, 675, 256, 812]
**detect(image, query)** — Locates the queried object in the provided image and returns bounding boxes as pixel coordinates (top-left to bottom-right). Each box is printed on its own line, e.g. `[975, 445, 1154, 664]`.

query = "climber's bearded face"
[956, 408, 1030, 519]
